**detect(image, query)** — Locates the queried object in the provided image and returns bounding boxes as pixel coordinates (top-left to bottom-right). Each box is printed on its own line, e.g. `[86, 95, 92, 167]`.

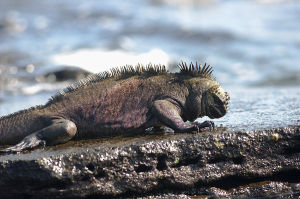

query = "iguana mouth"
[208, 106, 226, 119]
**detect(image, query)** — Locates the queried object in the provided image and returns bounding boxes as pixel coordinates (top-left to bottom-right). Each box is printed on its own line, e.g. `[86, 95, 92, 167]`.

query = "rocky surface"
[42, 67, 91, 82]
[0, 126, 299, 199]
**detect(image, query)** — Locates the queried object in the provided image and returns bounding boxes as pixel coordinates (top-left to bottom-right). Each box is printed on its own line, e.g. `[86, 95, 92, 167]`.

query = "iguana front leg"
[151, 99, 214, 132]
[0, 118, 77, 154]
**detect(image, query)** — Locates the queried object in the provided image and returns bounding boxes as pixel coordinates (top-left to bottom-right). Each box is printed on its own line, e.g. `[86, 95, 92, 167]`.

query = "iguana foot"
[152, 99, 216, 133]
[0, 118, 77, 155]
[192, 120, 215, 132]
[0, 134, 46, 154]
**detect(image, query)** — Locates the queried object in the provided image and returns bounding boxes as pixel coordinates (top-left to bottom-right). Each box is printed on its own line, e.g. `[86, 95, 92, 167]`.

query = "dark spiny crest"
[178, 61, 215, 79]
[47, 62, 215, 105]
[47, 63, 167, 104]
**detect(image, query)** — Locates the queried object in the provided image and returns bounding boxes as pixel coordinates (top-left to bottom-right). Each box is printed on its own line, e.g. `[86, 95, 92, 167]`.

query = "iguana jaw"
[207, 105, 226, 119]
[201, 90, 228, 119]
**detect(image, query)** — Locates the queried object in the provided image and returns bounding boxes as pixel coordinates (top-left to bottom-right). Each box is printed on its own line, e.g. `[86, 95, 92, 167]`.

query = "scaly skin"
[0, 62, 230, 154]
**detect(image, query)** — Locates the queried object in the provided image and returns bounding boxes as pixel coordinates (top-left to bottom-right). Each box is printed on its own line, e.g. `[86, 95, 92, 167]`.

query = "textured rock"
[0, 126, 299, 198]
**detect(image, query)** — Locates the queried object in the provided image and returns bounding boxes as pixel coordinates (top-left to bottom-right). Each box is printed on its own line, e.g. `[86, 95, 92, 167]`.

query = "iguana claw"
[193, 120, 215, 132]
[0, 134, 46, 154]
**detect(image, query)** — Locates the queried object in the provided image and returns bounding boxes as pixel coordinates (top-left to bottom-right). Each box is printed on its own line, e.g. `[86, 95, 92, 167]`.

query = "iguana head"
[178, 62, 230, 120]
[202, 84, 230, 119]
[187, 79, 230, 119]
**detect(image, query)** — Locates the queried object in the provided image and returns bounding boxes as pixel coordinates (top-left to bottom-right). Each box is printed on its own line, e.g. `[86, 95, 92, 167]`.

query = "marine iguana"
[0, 62, 230, 154]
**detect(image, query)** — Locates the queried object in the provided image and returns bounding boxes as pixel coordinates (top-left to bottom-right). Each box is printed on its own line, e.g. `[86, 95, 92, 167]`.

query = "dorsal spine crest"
[47, 63, 167, 104]
[47, 62, 216, 105]
[178, 61, 215, 79]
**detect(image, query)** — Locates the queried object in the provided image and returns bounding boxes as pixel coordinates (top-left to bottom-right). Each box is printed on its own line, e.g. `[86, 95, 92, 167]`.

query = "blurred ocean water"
[0, 0, 299, 129]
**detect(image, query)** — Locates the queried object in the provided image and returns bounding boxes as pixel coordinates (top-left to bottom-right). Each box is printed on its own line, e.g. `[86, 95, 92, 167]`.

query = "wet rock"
[0, 126, 299, 199]
[43, 67, 91, 82]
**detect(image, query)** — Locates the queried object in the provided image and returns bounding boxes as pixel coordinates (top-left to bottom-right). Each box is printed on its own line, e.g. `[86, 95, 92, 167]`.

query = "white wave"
[20, 82, 70, 95]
